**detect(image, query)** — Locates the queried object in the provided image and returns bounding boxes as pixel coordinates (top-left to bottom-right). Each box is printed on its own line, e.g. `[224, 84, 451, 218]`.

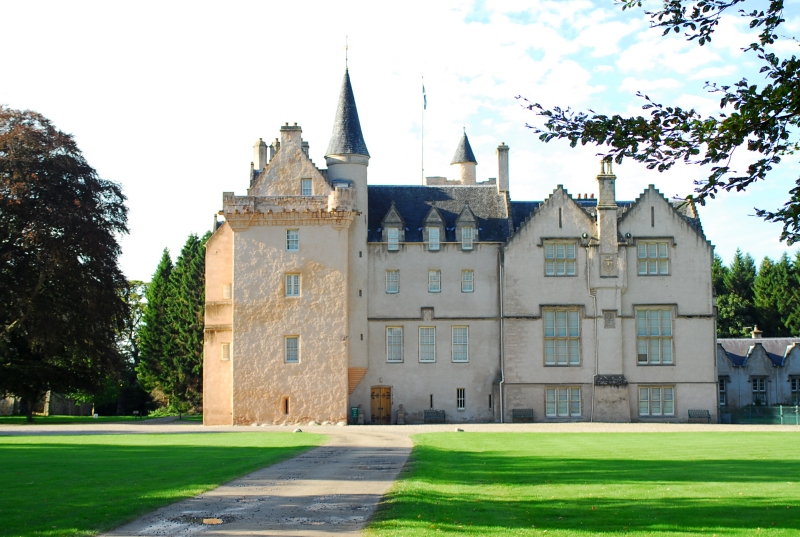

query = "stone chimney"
[752, 326, 763, 339]
[253, 138, 268, 170]
[280, 123, 303, 150]
[269, 138, 280, 161]
[496, 143, 509, 193]
[596, 158, 619, 276]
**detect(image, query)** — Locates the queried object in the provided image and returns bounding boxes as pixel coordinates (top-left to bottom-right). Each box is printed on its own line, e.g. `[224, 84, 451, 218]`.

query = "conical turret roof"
[326, 69, 370, 157]
[451, 130, 477, 164]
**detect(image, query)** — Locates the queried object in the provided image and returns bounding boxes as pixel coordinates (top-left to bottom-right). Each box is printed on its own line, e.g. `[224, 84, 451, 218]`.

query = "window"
[791, 378, 800, 405]
[639, 386, 675, 416]
[419, 327, 436, 362]
[752, 377, 767, 405]
[385, 270, 399, 294]
[222, 284, 232, 300]
[546, 387, 581, 417]
[387, 227, 399, 251]
[285, 336, 299, 363]
[637, 309, 673, 365]
[386, 327, 403, 363]
[461, 270, 474, 293]
[544, 309, 580, 366]
[285, 274, 300, 297]
[286, 229, 299, 251]
[428, 226, 440, 251]
[221, 343, 231, 361]
[638, 242, 669, 275]
[719, 377, 727, 406]
[457, 388, 466, 410]
[545, 242, 576, 276]
[428, 270, 441, 293]
[461, 226, 474, 250]
[452, 326, 469, 362]
[301, 178, 312, 196]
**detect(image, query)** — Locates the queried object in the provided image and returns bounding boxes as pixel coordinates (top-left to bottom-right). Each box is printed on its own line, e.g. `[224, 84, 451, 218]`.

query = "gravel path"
[1, 420, 796, 536]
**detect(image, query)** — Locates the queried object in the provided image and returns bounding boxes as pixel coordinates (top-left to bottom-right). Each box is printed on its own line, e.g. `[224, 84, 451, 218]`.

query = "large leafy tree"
[523, 1, 800, 243]
[0, 106, 128, 421]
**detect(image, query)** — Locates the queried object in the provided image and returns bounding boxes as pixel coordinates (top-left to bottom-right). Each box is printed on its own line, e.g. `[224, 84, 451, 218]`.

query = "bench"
[423, 409, 445, 424]
[688, 409, 711, 423]
[512, 408, 535, 423]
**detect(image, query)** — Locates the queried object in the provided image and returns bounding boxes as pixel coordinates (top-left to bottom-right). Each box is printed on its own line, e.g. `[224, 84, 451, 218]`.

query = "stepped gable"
[718, 338, 800, 367]
[619, 185, 706, 238]
[368, 185, 509, 242]
[326, 69, 370, 157]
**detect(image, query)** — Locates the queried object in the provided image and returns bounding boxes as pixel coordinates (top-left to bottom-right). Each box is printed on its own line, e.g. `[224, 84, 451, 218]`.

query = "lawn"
[367, 432, 800, 537]
[0, 432, 326, 537]
[0, 415, 204, 424]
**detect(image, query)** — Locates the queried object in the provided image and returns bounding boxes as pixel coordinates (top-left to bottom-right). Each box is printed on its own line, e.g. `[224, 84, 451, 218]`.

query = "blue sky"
[1, 0, 799, 280]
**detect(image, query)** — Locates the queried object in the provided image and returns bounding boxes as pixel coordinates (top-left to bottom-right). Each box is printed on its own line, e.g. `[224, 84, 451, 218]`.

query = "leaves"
[527, 1, 799, 243]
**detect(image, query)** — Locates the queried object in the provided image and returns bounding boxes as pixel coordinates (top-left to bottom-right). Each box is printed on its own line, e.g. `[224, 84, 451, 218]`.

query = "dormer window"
[428, 226, 440, 251]
[301, 178, 312, 196]
[461, 226, 474, 250]
[387, 227, 399, 251]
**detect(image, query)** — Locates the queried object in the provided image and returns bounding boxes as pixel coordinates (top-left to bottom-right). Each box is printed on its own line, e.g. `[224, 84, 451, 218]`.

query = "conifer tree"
[136, 249, 174, 397]
[786, 252, 800, 336]
[164, 233, 209, 409]
[717, 249, 757, 338]
[754, 257, 783, 337]
[711, 253, 728, 299]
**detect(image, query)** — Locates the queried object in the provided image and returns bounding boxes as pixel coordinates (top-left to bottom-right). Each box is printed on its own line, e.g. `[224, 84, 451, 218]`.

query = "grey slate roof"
[368, 185, 510, 242]
[717, 338, 800, 367]
[450, 131, 477, 164]
[326, 70, 370, 157]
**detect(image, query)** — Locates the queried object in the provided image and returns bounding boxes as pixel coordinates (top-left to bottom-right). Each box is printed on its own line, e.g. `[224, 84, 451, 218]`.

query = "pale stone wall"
[204, 222, 234, 425]
[249, 126, 330, 198]
[231, 223, 350, 425]
[718, 344, 800, 408]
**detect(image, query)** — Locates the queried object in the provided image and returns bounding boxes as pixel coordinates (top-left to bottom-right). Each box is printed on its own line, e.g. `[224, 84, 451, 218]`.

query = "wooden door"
[370, 386, 392, 424]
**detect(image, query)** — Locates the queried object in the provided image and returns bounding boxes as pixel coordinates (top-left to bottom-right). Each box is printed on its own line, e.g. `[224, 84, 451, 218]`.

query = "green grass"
[0, 432, 326, 537]
[367, 432, 800, 537]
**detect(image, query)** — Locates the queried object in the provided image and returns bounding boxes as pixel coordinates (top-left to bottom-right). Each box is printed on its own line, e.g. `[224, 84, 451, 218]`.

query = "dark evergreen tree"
[136, 249, 174, 399]
[717, 250, 758, 337]
[164, 232, 209, 410]
[0, 107, 128, 421]
[786, 252, 800, 335]
[712, 253, 728, 299]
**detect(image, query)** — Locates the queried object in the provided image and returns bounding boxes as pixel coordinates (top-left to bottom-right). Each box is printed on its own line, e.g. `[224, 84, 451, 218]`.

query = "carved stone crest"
[603, 311, 616, 328]
[602, 255, 615, 274]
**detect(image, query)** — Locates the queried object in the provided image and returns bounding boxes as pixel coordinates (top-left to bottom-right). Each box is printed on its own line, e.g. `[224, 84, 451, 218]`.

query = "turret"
[451, 130, 477, 185]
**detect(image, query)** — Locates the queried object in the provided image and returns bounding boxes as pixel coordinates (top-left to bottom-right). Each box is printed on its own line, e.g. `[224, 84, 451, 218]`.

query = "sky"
[2, 0, 799, 281]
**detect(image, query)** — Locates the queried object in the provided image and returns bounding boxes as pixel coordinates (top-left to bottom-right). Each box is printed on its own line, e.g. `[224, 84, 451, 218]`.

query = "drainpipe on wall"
[499, 247, 506, 423]
[587, 245, 599, 422]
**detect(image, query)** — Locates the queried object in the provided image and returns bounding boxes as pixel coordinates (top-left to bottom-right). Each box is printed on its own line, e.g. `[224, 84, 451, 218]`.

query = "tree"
[523, 1, 800, 243]
[712, 253, 729, 298]
[137, 249, 174, 401]
[164, 233, 209, 411]
[136, 233, 209, 414]
[717, 249, 757, 337]
[753, 254, 794, 336]
[0, 107, 128, 421]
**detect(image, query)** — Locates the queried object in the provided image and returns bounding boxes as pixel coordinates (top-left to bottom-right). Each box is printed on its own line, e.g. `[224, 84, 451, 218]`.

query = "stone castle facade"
[203, 70, 718, 425]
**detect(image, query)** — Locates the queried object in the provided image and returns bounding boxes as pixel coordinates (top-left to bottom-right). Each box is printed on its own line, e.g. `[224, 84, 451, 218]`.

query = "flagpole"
[421, 76, 424, 185]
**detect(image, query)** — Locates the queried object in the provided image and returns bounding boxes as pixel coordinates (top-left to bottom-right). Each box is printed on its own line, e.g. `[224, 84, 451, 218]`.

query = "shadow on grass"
[0, 439, 324, 537]
[370, 445, 800, 535]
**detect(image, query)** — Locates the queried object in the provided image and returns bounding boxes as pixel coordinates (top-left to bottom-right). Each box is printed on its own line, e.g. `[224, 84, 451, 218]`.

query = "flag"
[423, 84, 427, 110]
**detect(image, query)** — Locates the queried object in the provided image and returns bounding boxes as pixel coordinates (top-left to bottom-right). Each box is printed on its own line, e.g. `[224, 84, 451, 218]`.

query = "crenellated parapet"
[222, 192, 356, 231]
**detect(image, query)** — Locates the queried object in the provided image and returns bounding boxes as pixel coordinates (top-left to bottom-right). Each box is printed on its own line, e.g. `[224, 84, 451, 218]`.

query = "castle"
[203, 70, 718, 425]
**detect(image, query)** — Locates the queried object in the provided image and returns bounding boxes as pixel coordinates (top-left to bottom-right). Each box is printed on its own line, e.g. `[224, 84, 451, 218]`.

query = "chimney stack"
[497, 143, 509, 193]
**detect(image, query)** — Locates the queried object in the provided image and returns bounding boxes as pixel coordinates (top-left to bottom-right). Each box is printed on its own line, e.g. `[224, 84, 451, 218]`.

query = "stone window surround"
[285, 336, 299, 363]
[419, 326, 436, 363]
[452, 326, 469, 363]
[544, 240, 578, 277]
[456, 387, 466, 410]
[386, 326, 403, 363]
[221, 342, 231, 361]
[301, 178, 312, 196]
[636, 307, 674, 366]
[461, 269, 474, 293]
[385, 269, 399, 294]
[285, 273, 300, 297]
[546, 386, 581, 418]
[286, 229, 299, 251]
[638, 385, 675, 417]
[636, 239, 672, 276]
[428, 270, 441, 293]
[543, 306, 582, 367]
[424, 225, 442, 251]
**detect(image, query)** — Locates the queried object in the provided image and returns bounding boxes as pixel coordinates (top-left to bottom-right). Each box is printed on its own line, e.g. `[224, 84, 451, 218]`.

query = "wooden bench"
[512, 408, 534, 423]
[423, 409, 445, 424]
[688, 409, 711, 423]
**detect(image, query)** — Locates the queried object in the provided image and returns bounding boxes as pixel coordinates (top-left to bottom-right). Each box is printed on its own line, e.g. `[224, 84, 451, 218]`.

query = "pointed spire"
[326, 70, 370, 158]
[451, 130, 477, 164]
